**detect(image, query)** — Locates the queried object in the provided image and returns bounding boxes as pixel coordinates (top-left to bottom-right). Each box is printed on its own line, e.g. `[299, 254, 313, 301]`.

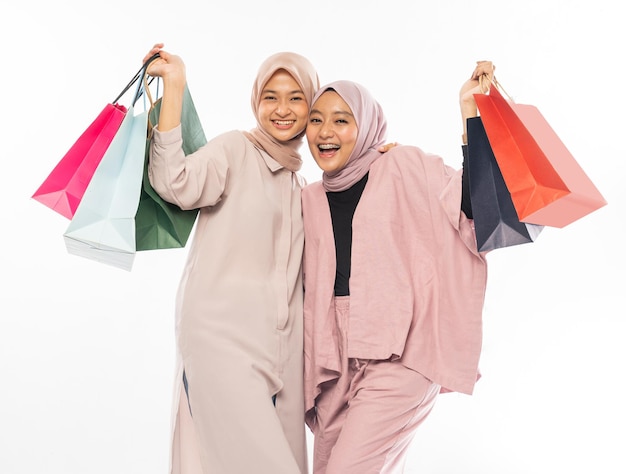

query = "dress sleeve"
[461, 144, 473, 219]
[148, 127, 242, 210]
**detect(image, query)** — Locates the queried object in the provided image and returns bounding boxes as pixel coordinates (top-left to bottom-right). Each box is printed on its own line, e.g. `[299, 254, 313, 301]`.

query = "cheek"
[257, 103, 270, 119]
[295, 103, 310, 121]
[306, 127, 317, 145]
[307, 140, 318, 159]
[338, 152, 352, 168]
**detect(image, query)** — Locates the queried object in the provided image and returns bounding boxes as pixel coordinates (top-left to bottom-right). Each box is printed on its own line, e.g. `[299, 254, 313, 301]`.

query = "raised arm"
[142, 43, 186, 132]
[459, 60, 495, 144]
[459, 60, 495, 219]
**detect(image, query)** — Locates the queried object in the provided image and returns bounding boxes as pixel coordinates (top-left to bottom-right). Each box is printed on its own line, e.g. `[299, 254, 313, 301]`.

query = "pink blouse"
[302, 145, 488, 420]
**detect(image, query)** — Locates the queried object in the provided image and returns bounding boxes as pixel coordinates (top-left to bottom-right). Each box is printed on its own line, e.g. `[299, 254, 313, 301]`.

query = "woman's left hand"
[460, 60, 495, 143]
[470, 60, 495, 82]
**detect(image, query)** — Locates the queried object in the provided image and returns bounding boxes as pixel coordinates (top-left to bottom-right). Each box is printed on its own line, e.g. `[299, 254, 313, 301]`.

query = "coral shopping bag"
[474, 79, 607, 228]
[63, 55, 159, 271]
[465, 116, 543, 251]
[30, 60, 154, 219]
[134, 85, 207, 251]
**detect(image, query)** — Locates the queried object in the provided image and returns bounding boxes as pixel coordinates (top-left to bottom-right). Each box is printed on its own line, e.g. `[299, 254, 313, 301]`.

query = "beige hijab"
[243, 52, 319, 172]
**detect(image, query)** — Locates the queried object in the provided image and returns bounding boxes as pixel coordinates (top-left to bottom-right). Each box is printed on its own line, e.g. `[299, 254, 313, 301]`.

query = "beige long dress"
[149, 126, 307, 474]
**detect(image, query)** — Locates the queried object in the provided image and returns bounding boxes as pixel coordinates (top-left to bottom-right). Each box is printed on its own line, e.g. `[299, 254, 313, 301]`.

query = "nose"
[275, 98, 291, 117]
[319, 122, 334, 139]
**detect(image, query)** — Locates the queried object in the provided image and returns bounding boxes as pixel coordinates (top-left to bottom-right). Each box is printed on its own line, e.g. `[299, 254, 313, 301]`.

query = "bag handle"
[144, 72, 162, 139]
[478, 74, 490, 94]
[132, 54, 161, 106]
[112, 53, 160, 104]
[482, 75, 514, 102]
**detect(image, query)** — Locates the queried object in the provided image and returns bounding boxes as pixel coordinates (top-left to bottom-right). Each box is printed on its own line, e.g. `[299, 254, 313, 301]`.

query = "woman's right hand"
[142, 43, 186, 85]
[142, 43, 186, 132]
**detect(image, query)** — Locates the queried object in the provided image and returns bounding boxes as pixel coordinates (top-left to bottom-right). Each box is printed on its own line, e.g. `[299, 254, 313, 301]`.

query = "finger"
[143, 43, 165, 63]
[472, 69, 494, 81]
[142, 50, 159, 63]
[377, 142, 398, 152]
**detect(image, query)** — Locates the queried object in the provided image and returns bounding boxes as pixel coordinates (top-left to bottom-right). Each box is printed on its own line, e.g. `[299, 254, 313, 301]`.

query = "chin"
[314, 160, 334, 173]
[274, 131, 300, 142]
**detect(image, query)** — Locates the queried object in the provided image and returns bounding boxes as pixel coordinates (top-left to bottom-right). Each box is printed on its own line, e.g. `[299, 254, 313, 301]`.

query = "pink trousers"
[312, 296, 441, 474]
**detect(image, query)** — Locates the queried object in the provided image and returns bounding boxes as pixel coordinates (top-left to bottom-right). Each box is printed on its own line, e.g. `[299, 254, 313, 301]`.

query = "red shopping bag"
[474, 80, 607, 228]
[32, 104, 127, 219]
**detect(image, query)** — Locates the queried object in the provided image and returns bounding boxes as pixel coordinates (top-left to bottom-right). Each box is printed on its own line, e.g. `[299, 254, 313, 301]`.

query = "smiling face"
[306, 90, 358, 173]
[257, 69, 309, 142]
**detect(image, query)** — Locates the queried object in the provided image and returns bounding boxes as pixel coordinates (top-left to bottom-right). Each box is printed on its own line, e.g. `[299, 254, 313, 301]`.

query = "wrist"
[461, 102, 477, 120]
[162, 73, 186, 90]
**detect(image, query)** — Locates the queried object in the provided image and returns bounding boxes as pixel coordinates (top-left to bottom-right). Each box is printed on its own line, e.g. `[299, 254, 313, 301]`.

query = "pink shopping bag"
[32, 103, 127, 219]
[31, 56, 159, 219]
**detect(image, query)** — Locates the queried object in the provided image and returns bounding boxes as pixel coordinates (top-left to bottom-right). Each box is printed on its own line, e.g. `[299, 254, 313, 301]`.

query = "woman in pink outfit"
[302, 63, 494, 473]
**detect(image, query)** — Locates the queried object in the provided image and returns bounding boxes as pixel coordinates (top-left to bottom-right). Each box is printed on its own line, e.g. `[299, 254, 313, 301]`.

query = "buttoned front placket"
[274, 169, 295, 331]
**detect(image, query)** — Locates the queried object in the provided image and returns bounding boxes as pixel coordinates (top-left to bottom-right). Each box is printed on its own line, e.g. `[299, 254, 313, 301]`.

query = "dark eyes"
[262, 95, 304, 101]
[309, 117, 349, 124]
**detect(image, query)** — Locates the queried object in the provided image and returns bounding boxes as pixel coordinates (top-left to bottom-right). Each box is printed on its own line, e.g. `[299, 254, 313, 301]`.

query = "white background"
[1, 1, 624, 473]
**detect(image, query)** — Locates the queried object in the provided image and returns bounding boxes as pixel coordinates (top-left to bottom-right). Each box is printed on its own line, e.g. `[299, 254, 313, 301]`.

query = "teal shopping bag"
[63, 106, 148, 271]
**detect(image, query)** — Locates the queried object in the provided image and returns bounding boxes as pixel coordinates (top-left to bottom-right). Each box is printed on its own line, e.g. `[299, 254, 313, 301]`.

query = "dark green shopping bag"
[135, 86, 208, 250]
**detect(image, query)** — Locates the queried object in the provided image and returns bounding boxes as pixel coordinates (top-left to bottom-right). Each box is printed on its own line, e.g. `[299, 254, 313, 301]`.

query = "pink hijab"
[314, 80, 388, 192]
[243, 52, 319, 172]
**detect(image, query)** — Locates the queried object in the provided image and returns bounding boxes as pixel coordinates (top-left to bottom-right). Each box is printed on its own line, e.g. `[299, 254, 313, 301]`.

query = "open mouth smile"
[317, 143, 340, 157]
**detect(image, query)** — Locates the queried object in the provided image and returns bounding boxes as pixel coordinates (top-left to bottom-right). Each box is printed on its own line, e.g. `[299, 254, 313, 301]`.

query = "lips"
[317, 143, 340, 157]
[272, 120, 295, 130]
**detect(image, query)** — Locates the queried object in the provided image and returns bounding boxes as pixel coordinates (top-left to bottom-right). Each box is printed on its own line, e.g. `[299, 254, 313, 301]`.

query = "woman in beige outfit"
[143, 43, 319, 474]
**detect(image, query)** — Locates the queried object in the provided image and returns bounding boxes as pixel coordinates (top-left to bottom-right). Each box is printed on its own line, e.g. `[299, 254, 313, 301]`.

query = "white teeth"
[319, 144, 339, 150]
[274, 120, 294, 125]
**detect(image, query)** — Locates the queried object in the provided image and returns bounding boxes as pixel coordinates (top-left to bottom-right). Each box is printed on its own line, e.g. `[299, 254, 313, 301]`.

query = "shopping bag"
[474, 79, 607, 227]
[63, 106, 147, 270]
[134, 85, 207, 251]
[31, 55, 159, 219]
[31, 102, 127, 219]
[465, 117, 543, 251]
[63, 55, 159, 271]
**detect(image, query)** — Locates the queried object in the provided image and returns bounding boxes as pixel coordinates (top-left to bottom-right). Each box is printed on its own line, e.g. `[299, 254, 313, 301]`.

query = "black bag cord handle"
[112, 53, 160, 105]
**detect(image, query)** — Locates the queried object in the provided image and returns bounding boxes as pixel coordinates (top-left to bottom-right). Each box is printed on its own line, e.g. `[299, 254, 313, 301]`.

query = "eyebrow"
[309, 108, 354, 117]
[262, 88, 305, 95]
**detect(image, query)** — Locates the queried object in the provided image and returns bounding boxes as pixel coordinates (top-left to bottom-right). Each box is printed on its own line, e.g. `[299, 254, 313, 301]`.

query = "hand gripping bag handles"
[465, 116, 543, 252]
[63, 54, 160, 271]
[474, 78, 607, 228]
[134, 83, 207, 251]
